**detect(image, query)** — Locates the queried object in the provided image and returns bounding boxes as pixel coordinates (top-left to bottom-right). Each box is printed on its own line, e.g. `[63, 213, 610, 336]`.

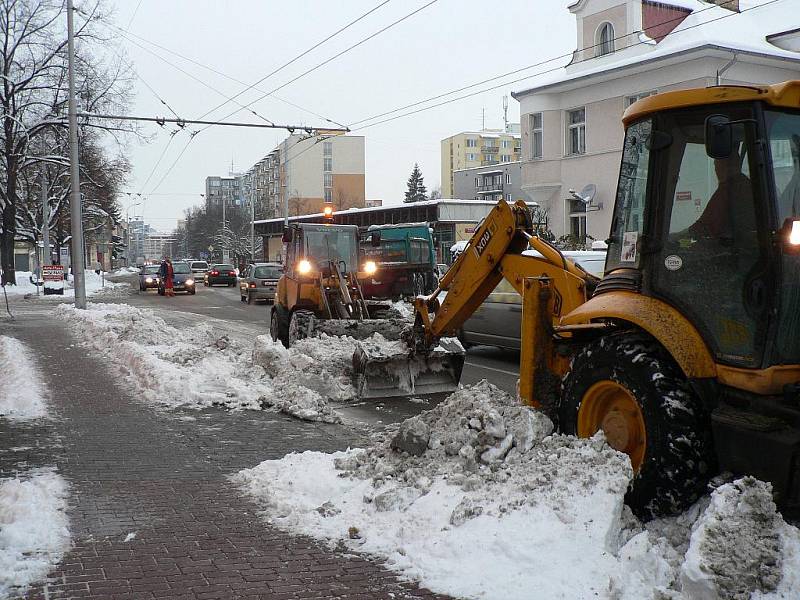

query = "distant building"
[142, 232, 176, 261]
[440, 127, 521, 199]
[205, 175, 243, 209]
[453, 161, 532, 204]
[242, 134, 365, 221]
[365, 199, 383, 208]
[512, 0, 800, 241]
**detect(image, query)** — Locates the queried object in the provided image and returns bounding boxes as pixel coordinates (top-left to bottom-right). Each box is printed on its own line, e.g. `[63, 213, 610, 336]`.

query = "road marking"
[464, 361, 519, 376]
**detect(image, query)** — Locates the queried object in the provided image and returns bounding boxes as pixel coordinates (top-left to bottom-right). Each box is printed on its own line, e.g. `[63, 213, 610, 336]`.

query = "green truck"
[361, 222, 436, 299]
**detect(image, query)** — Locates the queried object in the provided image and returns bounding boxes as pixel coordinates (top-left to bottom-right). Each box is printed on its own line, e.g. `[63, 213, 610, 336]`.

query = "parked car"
[189, 260, 209, 280]
[459, 250, 607, 350]
[138, 264, 161, 291]
[204, 263, 237, 287]
[157, 261, 196, 295]
[238, 263, 282, 304]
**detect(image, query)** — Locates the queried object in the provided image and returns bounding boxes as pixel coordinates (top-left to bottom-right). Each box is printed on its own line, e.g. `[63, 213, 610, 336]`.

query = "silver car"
[459, 250, 607, 350]
[239, 262, 282, 304]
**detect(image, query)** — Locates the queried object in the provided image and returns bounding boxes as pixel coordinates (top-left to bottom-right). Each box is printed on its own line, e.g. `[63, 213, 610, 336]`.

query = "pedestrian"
[164, 257, 175, 297]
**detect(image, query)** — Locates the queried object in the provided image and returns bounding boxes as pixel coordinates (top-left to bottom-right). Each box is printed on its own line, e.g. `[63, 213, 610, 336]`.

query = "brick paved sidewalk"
[3, 309, 451, 600]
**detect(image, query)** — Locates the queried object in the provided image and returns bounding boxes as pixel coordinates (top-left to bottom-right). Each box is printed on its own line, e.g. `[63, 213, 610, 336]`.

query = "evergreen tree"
[404, 163, 428, 203]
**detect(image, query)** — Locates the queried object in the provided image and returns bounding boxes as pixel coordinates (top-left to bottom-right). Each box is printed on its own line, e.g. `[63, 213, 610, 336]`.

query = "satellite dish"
[576, 183, 596, 204]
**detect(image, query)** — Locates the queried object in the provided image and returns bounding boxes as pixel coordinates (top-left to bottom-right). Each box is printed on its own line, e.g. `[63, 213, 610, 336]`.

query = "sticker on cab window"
[621, 231, 638, 262]
[664, 255, 683, 271]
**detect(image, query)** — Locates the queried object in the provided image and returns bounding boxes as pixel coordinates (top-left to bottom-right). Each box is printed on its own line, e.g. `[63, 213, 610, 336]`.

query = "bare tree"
[0, 0, 134, 284]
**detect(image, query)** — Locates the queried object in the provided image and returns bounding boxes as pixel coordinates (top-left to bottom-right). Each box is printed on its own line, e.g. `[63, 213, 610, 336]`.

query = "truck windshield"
[766, 109, 800, 363]
[304, 229, 358, 272]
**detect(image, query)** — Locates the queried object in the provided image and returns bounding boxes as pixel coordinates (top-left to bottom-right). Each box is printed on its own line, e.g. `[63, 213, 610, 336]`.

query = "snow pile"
[0, 270, 123, 299]
[111, 266, 139, 276]
[56, 302, 343, 422]
[236, 381, 800, 599]
[0, 336, 48, 420]
[0, 468, 70, 598]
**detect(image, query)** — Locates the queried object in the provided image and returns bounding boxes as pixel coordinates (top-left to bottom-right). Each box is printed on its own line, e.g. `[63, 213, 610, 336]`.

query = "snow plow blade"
[352, 337, 465, 399]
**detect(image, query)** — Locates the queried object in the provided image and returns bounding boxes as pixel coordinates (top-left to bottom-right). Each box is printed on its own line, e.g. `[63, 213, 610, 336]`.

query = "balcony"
[481, 146, 499, 153]
[476, 183, 503, 193]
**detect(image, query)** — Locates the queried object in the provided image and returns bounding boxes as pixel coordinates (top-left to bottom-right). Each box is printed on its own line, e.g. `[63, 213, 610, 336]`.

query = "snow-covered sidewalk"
[0, 270, 123, 300]
[235, 381, 800, 600]
[0, 335, 71, 599]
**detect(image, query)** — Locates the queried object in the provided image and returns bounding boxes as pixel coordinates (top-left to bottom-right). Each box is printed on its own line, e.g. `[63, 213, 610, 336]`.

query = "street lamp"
[125, 199, 142, 266]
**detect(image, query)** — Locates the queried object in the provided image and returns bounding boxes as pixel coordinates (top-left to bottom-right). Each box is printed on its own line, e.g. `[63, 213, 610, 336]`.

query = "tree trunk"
[0, 208, 15, 285]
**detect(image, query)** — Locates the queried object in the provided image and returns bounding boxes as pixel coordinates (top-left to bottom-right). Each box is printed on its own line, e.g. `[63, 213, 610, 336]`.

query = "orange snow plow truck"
[355, 81, 800, 518]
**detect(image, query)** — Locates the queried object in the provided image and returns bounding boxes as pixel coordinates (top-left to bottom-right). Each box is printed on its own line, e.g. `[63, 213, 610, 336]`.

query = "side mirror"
[705, 114, 733, 159]
[281, 228, 292, 243]
[370, 231, 381, 247]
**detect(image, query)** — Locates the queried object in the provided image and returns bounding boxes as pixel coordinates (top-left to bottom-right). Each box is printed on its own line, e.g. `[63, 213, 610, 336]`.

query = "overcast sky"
[111, 0, 576, 231]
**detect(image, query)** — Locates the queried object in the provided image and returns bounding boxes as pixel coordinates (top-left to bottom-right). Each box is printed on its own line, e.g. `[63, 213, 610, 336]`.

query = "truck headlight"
[297, 259, 312, 274]
[363, 261, 377, 275]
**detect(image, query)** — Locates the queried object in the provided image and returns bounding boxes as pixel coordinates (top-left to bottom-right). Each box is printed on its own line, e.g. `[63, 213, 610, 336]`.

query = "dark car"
[157, 261, 197, 295]
[239, 263, 281, 304]
[138, 264, 161, 291]
[205, 263, 237, 287]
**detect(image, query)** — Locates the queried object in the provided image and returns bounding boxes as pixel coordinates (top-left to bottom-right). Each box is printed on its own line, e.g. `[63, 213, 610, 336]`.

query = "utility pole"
[41, 145, 50, 266]
[221, 195, 228, 263]
[67, 0, 86, 309]
[282, 136, 289, 227]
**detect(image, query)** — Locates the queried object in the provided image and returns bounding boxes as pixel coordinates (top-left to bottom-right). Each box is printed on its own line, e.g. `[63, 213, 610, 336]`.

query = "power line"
[78, 112, 349, 132]
[350, 0, 781, 131]
[195, 0, 394, 121]
[210, 0, 440, 129]
[108, 22, 348, 128]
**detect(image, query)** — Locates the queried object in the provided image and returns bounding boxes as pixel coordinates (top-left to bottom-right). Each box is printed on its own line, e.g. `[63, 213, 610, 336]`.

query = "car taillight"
[228, 271, 236, 276]
[249, 282, 256, 288]
[211, 270, 218, 275]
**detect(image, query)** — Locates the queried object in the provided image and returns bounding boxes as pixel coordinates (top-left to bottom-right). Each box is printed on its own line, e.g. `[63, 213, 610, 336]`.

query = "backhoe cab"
[379, 81, 800, 518]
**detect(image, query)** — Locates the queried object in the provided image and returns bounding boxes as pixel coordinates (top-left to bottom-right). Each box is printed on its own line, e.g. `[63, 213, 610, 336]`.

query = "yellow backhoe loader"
[354, 81, 800, 518]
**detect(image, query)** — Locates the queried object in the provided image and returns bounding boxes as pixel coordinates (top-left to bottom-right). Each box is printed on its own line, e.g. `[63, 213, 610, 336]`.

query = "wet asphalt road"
[111, 273, 522, 418]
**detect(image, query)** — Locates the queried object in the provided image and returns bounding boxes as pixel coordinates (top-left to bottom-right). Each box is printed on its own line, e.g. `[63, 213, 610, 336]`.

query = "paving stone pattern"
[2, 309, 451, 600]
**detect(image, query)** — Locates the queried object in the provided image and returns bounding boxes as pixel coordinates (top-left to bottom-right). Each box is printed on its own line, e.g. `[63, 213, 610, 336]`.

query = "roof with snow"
[513, 0, 800, 98]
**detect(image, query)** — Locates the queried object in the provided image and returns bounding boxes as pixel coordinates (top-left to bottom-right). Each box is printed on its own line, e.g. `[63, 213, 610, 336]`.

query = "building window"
[566, 108, 586, 156]
[324, 188, 332, 202]
[324, 173, 332, 187]
[467, 153, 477, 161]
[505, 173, 511, 184]
[474, 177, 479, 187]
[323, 157, 332, 171]
[501, 154, 511, 163]
[625, 91, 657, 108]
[485, 154, 495, 163]
[502, 140, 510, 148]
[568, 198, 587, 239]
[506, 193, 512, 201]
[596, 22, 615, 56]
[466, 138, 477, 147]
[530, 113, 543, 159]
[323, 141, 332, 156]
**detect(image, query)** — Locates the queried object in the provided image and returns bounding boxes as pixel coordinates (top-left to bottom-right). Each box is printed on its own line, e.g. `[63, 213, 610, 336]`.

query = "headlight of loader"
[790, 220, 800, 246]
[363, 260, 377, 275]
[297, 259, 312, 274]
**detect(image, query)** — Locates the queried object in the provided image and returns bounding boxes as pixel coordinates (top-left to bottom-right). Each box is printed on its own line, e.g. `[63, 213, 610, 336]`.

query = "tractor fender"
[560, 291, 717, 380]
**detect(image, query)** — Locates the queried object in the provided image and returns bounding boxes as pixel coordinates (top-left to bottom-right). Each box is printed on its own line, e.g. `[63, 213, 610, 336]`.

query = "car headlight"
[185, 279, 194, 286]
[145, 277, 153, 283]
[297, 259, 312, 274]
[363, 260, 377, 275]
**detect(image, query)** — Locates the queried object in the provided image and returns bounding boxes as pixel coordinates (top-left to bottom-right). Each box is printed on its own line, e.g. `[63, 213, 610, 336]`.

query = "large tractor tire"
[288, 309, 315, 346]
[559, 332, 716, 520]
[270, 304, 290, 348]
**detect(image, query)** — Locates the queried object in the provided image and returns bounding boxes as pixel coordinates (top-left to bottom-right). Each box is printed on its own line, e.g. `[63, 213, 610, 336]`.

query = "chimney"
[707, 0, 739, 12]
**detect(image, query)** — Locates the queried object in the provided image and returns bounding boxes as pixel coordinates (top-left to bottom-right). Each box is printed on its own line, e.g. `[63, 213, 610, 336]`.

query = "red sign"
[42, 265, 65, 281]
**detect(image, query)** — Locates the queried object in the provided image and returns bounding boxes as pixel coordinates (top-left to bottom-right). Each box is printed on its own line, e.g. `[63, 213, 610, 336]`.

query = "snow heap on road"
[0, 336, 49, 420]
[0, 471, 70, 600]
[56, 302, 355, 423]
[236, 381, 800, 600]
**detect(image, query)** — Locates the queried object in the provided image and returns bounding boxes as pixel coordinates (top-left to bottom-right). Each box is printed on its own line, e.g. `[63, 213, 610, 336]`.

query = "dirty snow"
[0, 468, 70, 599]
[0, 336, 48, 420]
[236, 380, 800, 600]
[56, 302, 354, 423]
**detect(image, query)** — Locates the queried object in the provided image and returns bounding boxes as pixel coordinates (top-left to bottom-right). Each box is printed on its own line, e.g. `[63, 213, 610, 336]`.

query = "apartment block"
[453, 161, 532, 204]
[205, 175, 243, 209]
[242, 134, 365, 220]
[440, 128, 521, 198]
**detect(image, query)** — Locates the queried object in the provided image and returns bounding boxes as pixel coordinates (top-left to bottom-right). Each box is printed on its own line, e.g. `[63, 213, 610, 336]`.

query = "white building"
[512, 0, 800, 242]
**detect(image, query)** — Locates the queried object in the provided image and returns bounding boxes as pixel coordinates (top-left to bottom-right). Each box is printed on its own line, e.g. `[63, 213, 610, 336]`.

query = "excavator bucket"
[352, 336, 465, 399]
